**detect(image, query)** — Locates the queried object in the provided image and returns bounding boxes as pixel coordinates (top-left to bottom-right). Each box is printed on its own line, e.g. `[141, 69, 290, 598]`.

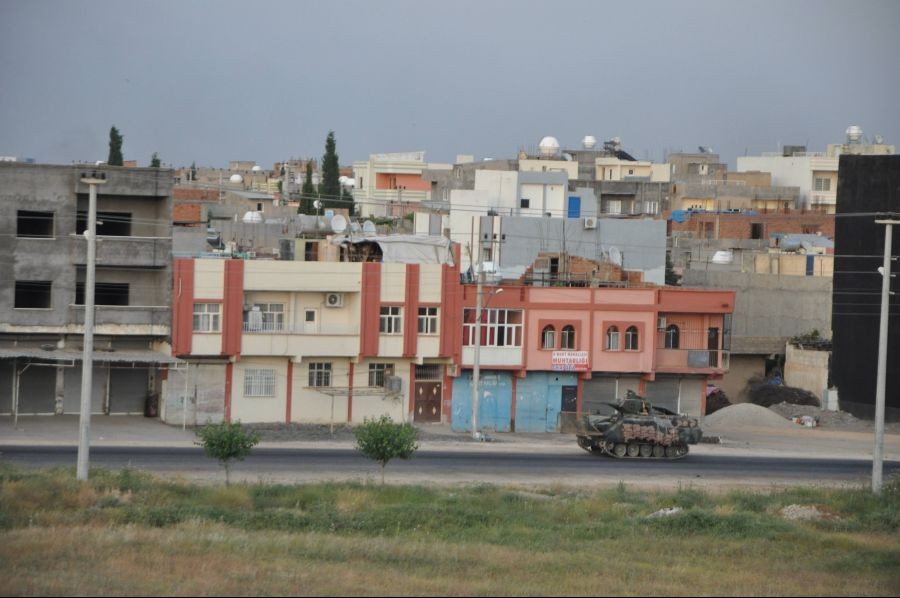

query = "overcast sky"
[1, 0, 898, 170]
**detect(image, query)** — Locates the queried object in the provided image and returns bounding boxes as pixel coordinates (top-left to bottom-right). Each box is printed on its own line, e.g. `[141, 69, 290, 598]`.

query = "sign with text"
[551, 351, 590, 372]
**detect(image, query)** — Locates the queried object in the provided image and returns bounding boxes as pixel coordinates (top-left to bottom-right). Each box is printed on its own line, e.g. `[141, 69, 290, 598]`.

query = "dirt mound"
[768, 402, 864, 429]
[704, 403, 796, 430]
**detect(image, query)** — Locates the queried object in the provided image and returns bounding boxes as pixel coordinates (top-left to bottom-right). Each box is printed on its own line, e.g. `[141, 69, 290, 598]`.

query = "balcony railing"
[242, 322, 359, 335]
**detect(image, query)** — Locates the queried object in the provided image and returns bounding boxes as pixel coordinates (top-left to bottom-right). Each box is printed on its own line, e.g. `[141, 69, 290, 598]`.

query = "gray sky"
[1, 0, 898, 170]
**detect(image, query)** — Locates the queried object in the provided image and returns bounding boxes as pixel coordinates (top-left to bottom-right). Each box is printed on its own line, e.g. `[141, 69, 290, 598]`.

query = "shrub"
[195, 421, 260, 485]
[353, 416, 418, 485]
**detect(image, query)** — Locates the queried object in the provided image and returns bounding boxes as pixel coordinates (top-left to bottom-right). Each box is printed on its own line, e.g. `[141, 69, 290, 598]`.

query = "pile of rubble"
[768, 402, 862, 429]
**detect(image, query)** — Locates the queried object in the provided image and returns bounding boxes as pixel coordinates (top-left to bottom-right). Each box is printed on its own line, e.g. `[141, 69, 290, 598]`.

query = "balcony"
[656, 348, 730, 372]
[72, 235, 171, 269]
[241, 322, 360, 358]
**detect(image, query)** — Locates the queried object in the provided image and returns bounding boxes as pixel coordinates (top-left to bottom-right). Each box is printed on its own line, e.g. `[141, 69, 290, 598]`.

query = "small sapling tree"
[195, 421, 260, 485]
[353, 415, 419, 485]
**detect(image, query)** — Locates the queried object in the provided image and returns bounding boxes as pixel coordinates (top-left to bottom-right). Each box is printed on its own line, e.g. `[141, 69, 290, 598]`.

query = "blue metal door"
[567, 196, 582, 219]
[451, 371, 512, 432]
[515, 373, 578, 432]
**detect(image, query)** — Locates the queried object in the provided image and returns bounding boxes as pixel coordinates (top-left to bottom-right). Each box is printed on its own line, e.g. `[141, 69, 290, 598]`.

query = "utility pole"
[77, 171, 106, 481]
[472, 265, 484, 440]
[873, 215, 898, 494]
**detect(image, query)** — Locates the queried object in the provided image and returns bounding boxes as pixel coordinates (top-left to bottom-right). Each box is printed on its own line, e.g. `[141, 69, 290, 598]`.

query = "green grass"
[1, 463, 899, 596]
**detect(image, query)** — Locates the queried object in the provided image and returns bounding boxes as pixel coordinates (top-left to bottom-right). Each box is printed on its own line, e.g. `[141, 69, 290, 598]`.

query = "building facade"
[0, 163, 176, 417]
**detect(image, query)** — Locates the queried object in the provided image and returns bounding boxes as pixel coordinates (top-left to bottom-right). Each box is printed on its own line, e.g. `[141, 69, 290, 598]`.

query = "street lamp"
[471, 269, 503, 441]
[77, 171, 107, 481]
[872, 214, 898, 494]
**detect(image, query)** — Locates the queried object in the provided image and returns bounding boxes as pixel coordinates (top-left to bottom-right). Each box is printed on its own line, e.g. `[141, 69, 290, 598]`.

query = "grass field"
[1, 464, 898, 596]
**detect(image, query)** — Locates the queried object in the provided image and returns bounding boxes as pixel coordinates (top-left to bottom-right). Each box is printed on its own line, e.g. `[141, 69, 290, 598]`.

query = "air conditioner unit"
[657, 316, 667, 330]
[325, 293, 344, 308]
[583, 216, 597, 229]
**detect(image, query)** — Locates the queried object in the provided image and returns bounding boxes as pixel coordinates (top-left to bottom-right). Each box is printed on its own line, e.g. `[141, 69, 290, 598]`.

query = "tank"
[575, 391, 702, 459]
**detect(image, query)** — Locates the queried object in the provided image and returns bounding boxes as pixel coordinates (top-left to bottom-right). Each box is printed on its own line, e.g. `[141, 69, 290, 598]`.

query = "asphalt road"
[2, 445, 898, 486]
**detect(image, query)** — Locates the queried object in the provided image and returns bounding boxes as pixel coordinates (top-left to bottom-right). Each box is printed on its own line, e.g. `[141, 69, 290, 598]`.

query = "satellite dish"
[331, 214, 348, 233]
[313, 199, 322, 210]
[362, 220, 377, 234]
[251, 165, 262, 172]
[350, 221, 361, 232]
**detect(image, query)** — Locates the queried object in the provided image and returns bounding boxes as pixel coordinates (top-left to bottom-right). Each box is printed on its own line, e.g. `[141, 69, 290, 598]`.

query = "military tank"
[575, 391, 702, 459]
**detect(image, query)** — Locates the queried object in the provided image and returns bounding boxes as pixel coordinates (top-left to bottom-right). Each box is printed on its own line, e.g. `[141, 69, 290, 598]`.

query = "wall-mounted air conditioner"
[583, 216, 597, 229]
[325, 293, 344, 308]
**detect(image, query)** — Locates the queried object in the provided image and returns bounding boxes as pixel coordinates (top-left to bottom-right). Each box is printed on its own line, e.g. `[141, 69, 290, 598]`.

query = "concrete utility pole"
[873, 215, 898, 494]
[472, 267, 484, 440]
[77, 171, 106, 481]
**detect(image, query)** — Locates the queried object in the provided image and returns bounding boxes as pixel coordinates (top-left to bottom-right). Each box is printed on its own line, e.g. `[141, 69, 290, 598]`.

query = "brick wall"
[669, 212, 835, 240]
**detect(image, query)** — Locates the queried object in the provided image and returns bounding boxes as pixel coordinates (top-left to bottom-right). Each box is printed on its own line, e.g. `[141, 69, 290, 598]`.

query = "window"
[625, 326, 639, 351]
[541, 325, 556, 349]
[605, 326, 619, 351]
[561, 325, 576, 349]
[665, 324, 680, 349]
[520, 198, 530, 209]
[17, 210, 54, 238]
[244, 303, 284, 331]
[814, 177, 831, 192]
[15, 281, 52, 308]
[76, 211, 132, 236]
[193, 303, 220, 332]
[380, 306, 402, 334]
[368, 363, 394, 387]
[76, 282, 129, 306]
[418, 307, 439, 334]
[463, 308, 523, 347]
[308, 363, 332, 387]
[305, 309, 316, 322]
[244, 369, 276, 397]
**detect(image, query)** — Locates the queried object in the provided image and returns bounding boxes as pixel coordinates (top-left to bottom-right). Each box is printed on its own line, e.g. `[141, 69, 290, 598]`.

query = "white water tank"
[538, 136, 560, 158]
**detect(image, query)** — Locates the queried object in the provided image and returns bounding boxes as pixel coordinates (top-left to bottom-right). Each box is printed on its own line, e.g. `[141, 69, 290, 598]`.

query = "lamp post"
[77, 171, 107, 481]
[873, 215, 898, 494]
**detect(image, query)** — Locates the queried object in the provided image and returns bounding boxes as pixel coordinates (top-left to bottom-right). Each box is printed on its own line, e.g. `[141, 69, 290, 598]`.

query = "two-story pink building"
[450, 285, 734, 432]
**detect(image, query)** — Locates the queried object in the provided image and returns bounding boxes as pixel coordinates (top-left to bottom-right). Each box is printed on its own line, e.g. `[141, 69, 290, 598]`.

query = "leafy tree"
[107, 126, 124, 166]
[190, 161, 197, 181]
[194, 421, 260, 485]
[320, 131, 341, 208]
[150, 152, 161, 168]
[353, 415, 418, 485]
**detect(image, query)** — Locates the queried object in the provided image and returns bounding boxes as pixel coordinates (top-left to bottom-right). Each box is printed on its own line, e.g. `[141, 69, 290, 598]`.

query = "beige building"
[352, 152, 451, 219]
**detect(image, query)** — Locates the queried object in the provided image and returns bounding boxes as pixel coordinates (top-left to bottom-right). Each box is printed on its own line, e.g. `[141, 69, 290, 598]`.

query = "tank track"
[577, 436, 689, 460]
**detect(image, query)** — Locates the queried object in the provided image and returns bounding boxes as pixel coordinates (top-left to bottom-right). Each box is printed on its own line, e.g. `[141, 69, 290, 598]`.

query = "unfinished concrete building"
[0, 163, 178, 417]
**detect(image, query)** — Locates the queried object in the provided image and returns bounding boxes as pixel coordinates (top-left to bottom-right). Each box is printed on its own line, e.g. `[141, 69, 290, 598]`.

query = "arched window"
[561, 325, 576, 349]
[665, 324, 680, 349]
[625, 326, 639, 351]
[541, 325, 556, 349]
[605, 326, 619, 351]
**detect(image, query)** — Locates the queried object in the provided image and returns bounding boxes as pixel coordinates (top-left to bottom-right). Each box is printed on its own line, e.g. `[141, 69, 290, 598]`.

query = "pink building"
[451, 285, 734, 433]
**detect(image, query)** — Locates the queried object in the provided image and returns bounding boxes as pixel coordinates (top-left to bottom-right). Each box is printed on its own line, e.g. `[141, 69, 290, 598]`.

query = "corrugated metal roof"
[0, 348, 181, 364]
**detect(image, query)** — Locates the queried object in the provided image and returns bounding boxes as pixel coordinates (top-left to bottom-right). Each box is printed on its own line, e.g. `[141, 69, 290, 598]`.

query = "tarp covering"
[331, 234, 455, 265]
[0, 348, 182, 365]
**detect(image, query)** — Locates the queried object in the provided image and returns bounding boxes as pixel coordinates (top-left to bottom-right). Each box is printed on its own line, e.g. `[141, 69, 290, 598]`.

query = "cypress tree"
[320, 131, 341, 208]
[150, 152, 161, 168]
[108, 126, 124, 166]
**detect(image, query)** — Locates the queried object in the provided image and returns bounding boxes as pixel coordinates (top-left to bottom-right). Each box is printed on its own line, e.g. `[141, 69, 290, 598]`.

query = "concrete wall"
[497, 216, 667, 285]
[682, 270, 832, 353]
[785, 343, 830, 402]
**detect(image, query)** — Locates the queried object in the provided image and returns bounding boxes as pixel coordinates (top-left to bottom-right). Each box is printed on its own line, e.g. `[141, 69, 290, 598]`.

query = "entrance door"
[561, 385, 578, 413]
[708, 327, 720, 367]
[414, 364, 442, 423]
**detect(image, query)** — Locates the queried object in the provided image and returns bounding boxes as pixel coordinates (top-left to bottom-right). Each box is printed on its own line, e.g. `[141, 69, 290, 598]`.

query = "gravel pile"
[703, 403, 797, 430]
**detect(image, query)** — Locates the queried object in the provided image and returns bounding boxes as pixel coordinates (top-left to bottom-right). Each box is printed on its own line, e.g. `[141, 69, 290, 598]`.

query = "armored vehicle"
[575, 391, 702, 459]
